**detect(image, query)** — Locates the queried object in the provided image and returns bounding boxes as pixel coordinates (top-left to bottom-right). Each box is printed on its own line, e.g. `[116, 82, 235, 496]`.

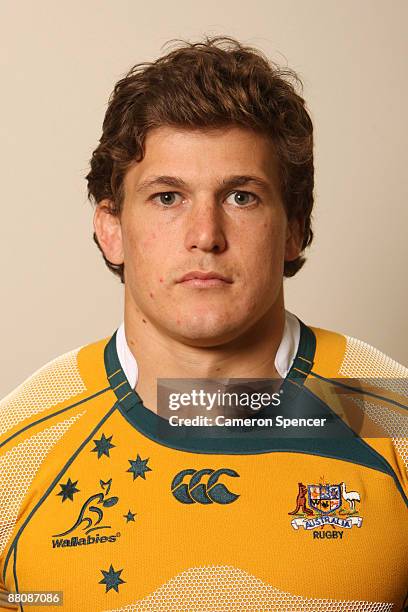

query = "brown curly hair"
[86, 36, 314, 282]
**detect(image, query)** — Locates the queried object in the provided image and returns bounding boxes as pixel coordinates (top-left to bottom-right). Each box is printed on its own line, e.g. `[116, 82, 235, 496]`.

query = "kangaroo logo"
[171, 468, 239, 504]
[288, 482, 314, 516]
[53, 478, 118, 537]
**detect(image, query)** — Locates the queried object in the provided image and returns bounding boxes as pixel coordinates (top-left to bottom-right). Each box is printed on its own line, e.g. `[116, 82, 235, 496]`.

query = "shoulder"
[0, 336, 111, 447]
[0, 335, 113, 564]
[308, 324, 408, 425]
[308, 324, 408, 381]
[306, 324, 408, 483]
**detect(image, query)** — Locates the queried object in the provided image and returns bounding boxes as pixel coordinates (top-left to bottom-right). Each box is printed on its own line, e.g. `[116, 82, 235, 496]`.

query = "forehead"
[123, 125, 281, 195]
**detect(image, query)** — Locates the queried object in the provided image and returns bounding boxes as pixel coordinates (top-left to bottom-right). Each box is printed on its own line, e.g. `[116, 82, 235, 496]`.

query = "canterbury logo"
[171, 468, 240, 504]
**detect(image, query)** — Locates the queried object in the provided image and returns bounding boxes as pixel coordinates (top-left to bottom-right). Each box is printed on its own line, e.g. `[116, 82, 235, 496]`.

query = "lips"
[177, 271, 233, 289]
[178, 271, 233, 283]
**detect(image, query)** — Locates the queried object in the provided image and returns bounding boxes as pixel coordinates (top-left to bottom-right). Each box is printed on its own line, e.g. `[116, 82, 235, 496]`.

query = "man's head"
[87, 37, 314, 346]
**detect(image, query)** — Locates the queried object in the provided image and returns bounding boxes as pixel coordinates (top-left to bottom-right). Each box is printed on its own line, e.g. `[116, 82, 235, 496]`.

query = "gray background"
[1, 0, 407, 397]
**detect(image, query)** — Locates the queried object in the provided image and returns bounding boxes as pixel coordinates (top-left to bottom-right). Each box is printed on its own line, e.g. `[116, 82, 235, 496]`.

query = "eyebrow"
[134, 174, 272, 194]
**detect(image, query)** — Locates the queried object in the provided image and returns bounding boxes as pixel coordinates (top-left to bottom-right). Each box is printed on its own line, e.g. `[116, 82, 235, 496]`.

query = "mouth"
[177, 271, 233, 288]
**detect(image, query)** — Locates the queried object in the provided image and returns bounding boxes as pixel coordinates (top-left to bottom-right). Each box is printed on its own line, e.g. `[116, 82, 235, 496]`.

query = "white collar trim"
[116, 310, 300, 389]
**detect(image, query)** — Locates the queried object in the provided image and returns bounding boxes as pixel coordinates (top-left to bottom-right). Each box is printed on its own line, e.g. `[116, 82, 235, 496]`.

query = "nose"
[184, 200, 227, 254]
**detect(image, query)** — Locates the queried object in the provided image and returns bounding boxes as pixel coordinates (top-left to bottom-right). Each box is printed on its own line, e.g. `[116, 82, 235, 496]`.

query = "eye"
[225, 191, 258, 207]
[151, 192, 182, 207]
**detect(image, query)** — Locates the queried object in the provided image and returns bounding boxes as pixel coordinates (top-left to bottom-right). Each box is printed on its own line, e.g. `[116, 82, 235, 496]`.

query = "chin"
[169, 312, 247, 347]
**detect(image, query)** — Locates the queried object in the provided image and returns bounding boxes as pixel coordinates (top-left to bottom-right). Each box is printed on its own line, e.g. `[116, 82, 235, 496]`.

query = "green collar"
[104, 318, 317, 453]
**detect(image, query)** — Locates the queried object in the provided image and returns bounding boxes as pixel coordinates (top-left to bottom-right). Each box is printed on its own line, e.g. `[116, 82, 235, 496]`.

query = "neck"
[123, 291, 286, 413]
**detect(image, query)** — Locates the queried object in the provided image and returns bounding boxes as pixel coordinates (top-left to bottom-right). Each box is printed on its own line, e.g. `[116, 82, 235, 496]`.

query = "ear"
[284, 217, 303, 262]
[93, 200, 124, 265]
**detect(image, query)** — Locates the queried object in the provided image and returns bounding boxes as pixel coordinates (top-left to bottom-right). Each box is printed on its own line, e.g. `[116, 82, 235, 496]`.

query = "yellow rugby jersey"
[0, 321, 407, 612]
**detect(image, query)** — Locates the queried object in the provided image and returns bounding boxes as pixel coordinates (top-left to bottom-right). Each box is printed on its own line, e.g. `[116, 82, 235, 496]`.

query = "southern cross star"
[57, 477, 80, 502]
[91, 433, 116, 459]
[123, 510, 136, 523]
[127, 454, 152, 481]
[99, 564, 126, 593]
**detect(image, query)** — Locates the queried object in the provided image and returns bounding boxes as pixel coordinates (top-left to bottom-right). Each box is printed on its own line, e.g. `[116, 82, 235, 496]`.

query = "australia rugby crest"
[289, 481, 363, 532]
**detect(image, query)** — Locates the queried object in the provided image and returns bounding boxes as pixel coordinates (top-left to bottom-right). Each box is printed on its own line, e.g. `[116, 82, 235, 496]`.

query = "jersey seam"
[12, 545, 19, 612]
[0, 386, 112, 450]
[303, 382, 408, 509]
[310, 371, 408, 412]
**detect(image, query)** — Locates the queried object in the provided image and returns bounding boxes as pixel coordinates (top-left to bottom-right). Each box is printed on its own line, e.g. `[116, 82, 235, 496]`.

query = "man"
[0, 37, 407, 612]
